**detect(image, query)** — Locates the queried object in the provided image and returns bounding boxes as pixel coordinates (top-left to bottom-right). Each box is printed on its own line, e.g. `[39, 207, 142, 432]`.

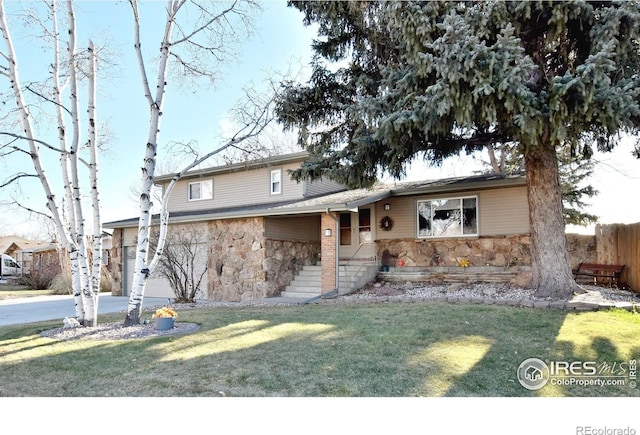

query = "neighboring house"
[0, 236, 51, 276]
[104, 152, 532, 301]
[0, 236, 35, 259]
[1, 234, 111, 281]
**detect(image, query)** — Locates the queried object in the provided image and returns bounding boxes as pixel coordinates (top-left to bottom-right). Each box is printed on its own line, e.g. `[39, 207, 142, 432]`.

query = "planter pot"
[155, 317, 175, 331]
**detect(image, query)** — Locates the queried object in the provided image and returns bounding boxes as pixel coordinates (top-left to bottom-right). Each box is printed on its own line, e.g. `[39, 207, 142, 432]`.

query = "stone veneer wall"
[109, 228, 124, 296]
[375, 234, 598, 288]
[565, 233, 597, 269]
[377, 235, 532, 268]
[207, 218, 320, 301]
[264, 239, 321, 296]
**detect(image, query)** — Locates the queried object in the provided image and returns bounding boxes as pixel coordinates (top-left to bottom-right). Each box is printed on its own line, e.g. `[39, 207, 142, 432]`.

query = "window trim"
[270, 169, 282, 195]
[187, 179, 213, 202]
[416, 195, 478, 238]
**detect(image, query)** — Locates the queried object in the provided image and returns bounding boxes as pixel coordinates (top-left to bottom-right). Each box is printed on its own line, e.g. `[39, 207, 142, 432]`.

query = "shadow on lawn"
[449, 309, 640, 397]
[1, 304, 639, 397]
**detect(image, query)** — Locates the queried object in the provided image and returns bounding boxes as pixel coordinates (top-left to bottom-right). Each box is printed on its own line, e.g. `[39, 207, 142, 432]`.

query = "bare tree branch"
[6, 197, 54, 222]
[129, 0, 154, 107]
[169, 0, 238, 46]
[25, 82, 72, 117]
[1, 172, 39, 189]
[0, 131, 65, 153]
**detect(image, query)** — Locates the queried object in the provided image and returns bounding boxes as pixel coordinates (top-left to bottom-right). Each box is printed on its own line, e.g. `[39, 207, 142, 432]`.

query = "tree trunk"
[88, 39, 101, 326]
[525, 140, 583, 299]
[124, 1, 175, 326]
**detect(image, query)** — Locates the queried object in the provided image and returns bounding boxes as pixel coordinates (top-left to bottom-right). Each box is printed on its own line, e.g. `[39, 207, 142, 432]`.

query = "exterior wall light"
[324, 228, 332, 237]
[384, 203, 391, 211]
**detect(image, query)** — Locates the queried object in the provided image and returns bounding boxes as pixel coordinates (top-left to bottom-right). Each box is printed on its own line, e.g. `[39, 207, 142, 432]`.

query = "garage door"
[123, 244, 208, 299]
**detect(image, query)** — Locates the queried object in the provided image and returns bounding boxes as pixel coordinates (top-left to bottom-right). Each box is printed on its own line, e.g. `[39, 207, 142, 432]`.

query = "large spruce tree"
[276, 1, 640, 299]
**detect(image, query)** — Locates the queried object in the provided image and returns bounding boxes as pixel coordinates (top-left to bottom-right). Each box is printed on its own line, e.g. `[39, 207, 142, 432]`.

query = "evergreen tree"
[276, 1, 640, 298]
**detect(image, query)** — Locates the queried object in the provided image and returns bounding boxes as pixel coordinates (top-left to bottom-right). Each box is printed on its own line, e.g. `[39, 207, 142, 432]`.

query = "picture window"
[417, 196, 477, 238]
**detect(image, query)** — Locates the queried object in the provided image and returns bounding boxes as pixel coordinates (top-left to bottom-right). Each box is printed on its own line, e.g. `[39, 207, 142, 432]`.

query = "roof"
[0, 236, 48, 255]
[154, 151, 310, 183]
[104, 172, 525, 229]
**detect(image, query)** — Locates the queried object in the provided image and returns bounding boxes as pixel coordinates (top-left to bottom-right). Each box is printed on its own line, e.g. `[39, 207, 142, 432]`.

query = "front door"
[338, 208, 375, 261]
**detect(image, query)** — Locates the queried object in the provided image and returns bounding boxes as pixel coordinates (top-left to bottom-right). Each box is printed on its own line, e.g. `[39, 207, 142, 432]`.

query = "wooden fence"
[596, 223, 640, 292]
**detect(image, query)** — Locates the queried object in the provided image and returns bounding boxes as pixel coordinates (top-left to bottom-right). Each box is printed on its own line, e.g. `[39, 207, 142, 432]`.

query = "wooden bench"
[572, 262, 625, 287]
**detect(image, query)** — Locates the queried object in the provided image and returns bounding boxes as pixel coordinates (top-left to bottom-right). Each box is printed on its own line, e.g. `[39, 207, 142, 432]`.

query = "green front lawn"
[0, 302, 638, 397]
[0, 285, 53, 300]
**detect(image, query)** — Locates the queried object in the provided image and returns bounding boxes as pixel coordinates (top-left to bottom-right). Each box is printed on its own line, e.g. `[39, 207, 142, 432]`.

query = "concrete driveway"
[0, 294, 170, 327]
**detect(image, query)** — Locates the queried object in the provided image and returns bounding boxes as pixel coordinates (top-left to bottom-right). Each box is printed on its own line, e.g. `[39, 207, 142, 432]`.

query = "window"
[417, 196, 477, 238]
[270, 169, 282, 195]
[339, 213, 351, 245]
[359, 209, 371, 232]
[359, 208, 372, 243]
[188, 179, 213, 201]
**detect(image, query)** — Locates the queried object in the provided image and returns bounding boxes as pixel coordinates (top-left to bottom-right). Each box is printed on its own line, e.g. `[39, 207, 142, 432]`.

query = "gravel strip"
[333, 282, 640, 304]
[40, 321, 199, 341]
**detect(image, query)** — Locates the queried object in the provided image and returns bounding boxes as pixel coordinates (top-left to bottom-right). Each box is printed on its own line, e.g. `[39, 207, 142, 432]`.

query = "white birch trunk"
[88, 39, 101, 325]
[0, 2, 75, 300]
[51, 0, 84, 321]
[1, 0, 105, 326]
[123, 0, 261, 324]
[124, 0, 177, 325]
[66, 0, 96, 326]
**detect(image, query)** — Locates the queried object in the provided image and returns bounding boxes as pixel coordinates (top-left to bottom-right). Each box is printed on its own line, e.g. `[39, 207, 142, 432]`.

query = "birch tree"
[0, 0, 103, 325]
[124, 0, 265, 325]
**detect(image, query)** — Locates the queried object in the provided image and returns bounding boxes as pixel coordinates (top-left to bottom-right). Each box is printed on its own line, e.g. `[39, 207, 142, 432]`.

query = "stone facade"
[377, 235, 532, 268]
[108, 228, 124, 296]
[565, 233, 597, 269]
[374, 234, 599, 289]
[376, 235, 533, 287]
[110, 221, 598, 300]
[264, 238, 320, 296]
[207, 218, 320, 301]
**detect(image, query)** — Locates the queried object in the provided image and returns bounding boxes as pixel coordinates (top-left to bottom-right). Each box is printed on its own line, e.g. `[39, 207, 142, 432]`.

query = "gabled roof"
[104, 172, 525, 229]
[0, 236, 43, 255]
[154, 151, 310, 183]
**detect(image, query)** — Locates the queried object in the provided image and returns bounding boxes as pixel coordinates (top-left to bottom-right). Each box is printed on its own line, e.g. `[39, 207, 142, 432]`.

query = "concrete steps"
[281, 265, 322, 299]
[280, 262, 378, 299]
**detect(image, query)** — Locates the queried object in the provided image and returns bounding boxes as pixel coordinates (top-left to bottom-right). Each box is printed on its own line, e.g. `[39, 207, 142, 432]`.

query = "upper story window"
[188, 179, 213, 201]
[417, 196, 478, 238]
[270, 169, 282, 195]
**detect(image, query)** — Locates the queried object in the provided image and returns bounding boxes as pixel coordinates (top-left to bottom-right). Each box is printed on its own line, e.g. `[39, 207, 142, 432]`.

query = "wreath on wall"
[379, 216, 394, 231]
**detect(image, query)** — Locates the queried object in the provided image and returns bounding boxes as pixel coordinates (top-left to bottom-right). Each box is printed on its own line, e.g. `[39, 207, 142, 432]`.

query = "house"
[0, 236, 54, 276]
[104, 152, 532, 301]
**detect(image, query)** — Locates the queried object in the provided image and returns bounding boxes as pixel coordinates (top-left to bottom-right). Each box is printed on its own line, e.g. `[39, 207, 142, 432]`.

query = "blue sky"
[1, 0, 639, 238]
[0, 0, 317, 236]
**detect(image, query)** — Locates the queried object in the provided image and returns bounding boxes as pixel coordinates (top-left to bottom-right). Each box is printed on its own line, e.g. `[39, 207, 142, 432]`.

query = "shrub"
[49, 272, 72, 295]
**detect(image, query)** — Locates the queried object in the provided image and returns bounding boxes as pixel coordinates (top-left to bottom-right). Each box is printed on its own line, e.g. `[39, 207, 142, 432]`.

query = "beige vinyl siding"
[374, 186, 529, 240]
[375, 198, 416, 239]
[122, 227, 139, 247]
[479, 186, 530, 235]
[264, 215, 321, 241]
[164, 162, 305, 213]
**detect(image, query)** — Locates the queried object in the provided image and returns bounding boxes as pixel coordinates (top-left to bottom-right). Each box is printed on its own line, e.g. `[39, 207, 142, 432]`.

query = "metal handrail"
[339, 241, 377, 292]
